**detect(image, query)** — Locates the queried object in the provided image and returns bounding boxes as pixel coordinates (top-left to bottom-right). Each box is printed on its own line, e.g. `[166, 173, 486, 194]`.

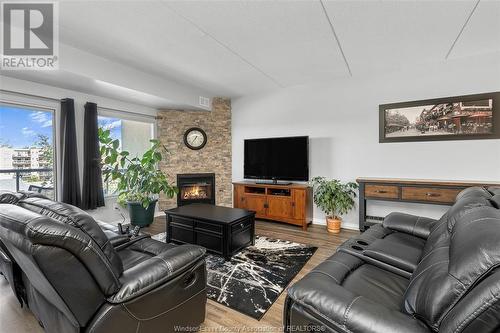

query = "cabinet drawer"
[231, 217, 253, 233]
[231, 227, 252, 253]
[170, 216, 193, 227]
[401, 187, 461, 204]
[170, 225, 194, 244]
[195, 221, 222, 235]
[365, 185, 399, 199]
[196, 231, 223, 254]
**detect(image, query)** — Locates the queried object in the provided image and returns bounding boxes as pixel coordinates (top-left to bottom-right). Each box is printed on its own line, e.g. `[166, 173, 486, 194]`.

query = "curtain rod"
[97, 106, 156, 120]
[0, 89, 157, 120]
[1, 89, 61, 102]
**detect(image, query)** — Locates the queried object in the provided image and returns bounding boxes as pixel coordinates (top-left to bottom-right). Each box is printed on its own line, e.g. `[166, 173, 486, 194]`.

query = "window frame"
[0, 100, 58, 199]
[97, 108, 156, 198]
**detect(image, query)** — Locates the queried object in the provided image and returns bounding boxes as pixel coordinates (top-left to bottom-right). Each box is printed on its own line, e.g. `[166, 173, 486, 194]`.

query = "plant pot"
[326, 216, 342, 234]
[127, 200, 157, 227]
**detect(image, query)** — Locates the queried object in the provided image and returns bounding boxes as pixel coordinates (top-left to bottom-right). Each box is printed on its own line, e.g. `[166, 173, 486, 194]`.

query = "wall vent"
[366, 215, 385, 222]
[199, 96, 210, 108]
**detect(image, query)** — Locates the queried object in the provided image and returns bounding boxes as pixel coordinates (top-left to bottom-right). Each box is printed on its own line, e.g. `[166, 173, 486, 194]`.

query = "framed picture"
[379, 92, 500, 143]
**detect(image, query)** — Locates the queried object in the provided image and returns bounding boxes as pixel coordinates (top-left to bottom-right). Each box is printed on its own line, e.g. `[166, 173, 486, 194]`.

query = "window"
[98, 114, 154, 196]
[0, 103, 56, 199]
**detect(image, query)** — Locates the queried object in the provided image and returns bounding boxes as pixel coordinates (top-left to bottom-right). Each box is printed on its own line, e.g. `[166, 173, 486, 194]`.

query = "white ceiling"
[3, 0, 500, 107]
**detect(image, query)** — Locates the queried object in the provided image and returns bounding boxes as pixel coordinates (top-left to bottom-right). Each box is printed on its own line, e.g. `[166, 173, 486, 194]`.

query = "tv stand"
[233, 181, 313, 230]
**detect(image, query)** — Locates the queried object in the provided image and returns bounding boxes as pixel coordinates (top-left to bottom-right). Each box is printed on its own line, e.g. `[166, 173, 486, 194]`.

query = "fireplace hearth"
[177, 173, 215, 206]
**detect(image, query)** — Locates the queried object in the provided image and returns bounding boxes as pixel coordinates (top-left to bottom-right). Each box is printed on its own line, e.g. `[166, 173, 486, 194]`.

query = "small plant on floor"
[310, 177, 358, 233]
[98, 128, 178, 227]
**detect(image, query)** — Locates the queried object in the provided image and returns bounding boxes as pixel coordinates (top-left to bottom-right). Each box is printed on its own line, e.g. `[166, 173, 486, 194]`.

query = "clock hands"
[189, 134, 202, 145]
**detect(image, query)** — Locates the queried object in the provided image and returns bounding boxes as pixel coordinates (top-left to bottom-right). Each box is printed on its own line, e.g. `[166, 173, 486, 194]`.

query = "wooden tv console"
[233, 182, 313, 230]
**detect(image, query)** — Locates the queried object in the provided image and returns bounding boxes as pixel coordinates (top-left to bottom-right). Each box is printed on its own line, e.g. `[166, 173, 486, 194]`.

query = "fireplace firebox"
[177, 173, 216, 206]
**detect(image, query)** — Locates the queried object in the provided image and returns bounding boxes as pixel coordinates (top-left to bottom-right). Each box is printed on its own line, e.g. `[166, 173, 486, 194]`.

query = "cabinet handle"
[375, 190, 387, 194]
[241, 197, 244, 202]
[426, 192, 441, 197]
[291, 202, 295, 207]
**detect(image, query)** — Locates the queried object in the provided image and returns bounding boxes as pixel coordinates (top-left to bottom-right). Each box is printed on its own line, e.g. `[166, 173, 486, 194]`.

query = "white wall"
[0, 76, 158, 224]
[232, 53, 500, 230]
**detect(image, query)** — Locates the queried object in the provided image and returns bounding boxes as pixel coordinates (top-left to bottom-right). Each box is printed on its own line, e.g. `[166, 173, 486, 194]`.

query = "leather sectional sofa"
[0, 191, 207, 333]
[285, 186, 500, 333]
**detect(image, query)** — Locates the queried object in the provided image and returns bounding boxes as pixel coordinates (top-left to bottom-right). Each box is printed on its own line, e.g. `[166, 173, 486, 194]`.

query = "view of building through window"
[0, 104, 55, 199]
[98, 115, 154, 196]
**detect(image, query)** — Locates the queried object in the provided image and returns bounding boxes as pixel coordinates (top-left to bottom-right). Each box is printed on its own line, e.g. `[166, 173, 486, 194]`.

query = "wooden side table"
[356, 177, 500, 231]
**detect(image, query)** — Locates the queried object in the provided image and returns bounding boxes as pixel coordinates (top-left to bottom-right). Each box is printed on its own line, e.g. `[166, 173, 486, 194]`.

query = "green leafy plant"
[98, 128, 178, 208]
[310, 176, 358, 219]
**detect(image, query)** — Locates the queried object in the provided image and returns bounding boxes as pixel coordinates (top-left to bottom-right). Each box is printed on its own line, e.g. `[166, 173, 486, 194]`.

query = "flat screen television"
[244, 136, 309, 182]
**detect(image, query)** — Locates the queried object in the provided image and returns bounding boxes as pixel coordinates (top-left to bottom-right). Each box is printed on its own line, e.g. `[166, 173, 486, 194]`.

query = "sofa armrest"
[104, 233, 131, 247]
[383, 212, 437, 239]
[363, 238, 421, 273]
[108, 244, 206, 303]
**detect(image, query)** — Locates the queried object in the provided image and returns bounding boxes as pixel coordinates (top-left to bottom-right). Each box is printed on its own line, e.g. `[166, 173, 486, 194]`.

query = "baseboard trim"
[312, 218, 359, 231]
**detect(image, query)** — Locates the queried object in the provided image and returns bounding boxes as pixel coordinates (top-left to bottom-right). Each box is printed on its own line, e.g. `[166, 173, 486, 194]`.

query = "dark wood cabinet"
[165, 204, 255, 260]
[233, 182, 313, 230]
[357, 177, 500, 231]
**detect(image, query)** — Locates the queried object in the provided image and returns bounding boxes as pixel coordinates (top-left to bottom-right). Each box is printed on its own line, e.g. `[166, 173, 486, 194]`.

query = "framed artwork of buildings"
[379, 92, 500, 143]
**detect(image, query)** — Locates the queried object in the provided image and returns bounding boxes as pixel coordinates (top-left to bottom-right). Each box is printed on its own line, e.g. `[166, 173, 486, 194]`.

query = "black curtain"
[81, 102, 105, 210]
[60, 98, 82, 207]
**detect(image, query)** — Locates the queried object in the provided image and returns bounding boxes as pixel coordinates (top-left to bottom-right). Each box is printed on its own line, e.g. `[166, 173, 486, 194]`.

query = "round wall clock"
[184, 127, 207, 150]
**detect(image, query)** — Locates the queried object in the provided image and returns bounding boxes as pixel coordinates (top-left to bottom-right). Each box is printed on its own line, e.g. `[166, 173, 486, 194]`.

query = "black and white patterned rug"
[152, 233, 317, 320]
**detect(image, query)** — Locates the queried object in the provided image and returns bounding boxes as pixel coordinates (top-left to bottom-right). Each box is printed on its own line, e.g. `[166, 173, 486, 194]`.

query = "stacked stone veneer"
[157, 97, 232, 210]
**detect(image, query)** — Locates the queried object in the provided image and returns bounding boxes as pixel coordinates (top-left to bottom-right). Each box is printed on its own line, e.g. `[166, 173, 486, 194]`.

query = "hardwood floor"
[0, 218, 358, 332]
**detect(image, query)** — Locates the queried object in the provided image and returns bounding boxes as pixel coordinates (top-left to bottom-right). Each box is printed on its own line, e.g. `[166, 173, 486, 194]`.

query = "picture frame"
[379, 92, 500, 143]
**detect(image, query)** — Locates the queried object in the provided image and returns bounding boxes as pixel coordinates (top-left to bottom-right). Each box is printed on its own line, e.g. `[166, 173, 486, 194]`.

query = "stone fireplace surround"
[157, 97, 232, 210]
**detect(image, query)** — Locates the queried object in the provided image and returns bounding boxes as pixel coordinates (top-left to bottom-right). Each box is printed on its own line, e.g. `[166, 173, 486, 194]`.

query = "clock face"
[184, 128, 207, 150]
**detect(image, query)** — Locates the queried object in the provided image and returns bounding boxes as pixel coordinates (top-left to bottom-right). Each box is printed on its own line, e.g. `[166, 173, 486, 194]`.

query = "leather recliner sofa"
[0, 191, 207, 333]
[284, 186, 500, 333]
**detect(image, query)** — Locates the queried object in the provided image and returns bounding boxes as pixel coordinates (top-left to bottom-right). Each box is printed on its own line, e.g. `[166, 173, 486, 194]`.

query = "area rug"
[152, 233, 317, 320]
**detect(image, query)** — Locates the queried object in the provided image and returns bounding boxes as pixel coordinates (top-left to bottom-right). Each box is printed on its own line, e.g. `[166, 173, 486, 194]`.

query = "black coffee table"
[165, 204, 255, 260]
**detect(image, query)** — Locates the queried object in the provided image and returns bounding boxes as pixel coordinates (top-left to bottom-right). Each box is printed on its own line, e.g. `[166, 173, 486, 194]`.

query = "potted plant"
[98, 128, 178, 227]
[311, 177, 358, 233]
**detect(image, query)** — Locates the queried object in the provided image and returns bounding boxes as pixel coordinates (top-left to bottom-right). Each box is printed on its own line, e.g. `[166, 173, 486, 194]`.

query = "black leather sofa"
[0, 191, 207, 333]
[284, 186, 500, 333]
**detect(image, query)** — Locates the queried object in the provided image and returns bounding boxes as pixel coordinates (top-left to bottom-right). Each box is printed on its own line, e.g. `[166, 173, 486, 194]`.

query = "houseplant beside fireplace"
[311, 177, 358, 233]
[98, 128, 178, 227]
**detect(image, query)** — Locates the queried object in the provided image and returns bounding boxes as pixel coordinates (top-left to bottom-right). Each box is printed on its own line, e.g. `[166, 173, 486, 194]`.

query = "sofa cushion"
[17, 197, 123, 278]
[404, 206, 500, 330]
[456, 186, 492, 201]
[446, 195, 494, 232]
[287, 251, 428, 332]
[342, 263, 409, 310]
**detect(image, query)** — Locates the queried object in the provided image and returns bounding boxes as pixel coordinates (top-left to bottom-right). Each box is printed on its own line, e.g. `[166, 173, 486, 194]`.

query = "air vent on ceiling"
[199, 96, 210, 108]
